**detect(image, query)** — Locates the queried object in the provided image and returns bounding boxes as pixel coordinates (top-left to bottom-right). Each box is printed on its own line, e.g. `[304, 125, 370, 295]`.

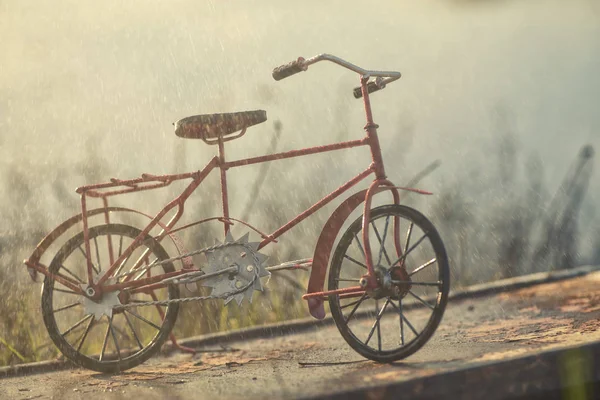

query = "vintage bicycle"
[24, 54, 450, 373]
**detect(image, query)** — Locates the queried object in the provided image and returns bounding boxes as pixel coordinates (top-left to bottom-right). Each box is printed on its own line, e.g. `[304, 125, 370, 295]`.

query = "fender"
[307, 185, 432, 319]
[25, 207, 190, 282]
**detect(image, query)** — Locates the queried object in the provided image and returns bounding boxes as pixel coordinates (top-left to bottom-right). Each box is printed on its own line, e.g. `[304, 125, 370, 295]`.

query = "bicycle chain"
[114, 273, 258, 310]
[113, 241, 261, 310]
[113, 241, 247, 281]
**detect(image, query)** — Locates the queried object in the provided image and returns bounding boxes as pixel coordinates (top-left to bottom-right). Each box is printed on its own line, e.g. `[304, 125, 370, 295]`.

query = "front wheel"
[328, 205, 449, 362]
[41, 224, 180, 373]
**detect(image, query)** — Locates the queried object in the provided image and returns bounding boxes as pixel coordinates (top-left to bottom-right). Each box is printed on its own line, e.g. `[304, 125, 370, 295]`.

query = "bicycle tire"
[328, 204, 450, 362]
[41, 224, 180, 373]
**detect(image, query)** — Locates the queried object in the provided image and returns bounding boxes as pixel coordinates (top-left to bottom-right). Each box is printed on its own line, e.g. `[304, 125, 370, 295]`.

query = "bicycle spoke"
[410, 258, 437, 276]
[340, 296, 370, 310]
[113, 251, 134, 280]
[107, 323, 129, 342]
[107, 235, 125, 280]
[400, 300, 405, 345]
[376, 299, 382, 351]
[58, 264, 85, 284]
[53, 287, 80, 296]
[344, 292, 369, 324]
[77, 245, 100, 275]
[365, 298, 390, 348]
[53, 302, 81, 313]
[343, 255, 367, 270]
[108, 315, 122, 361]
[391, 234, 428, 267]
[354, 234, 366, 259]
[403, 222, 414, 255]
[107, 234, 115, 266]
[403, 313, 418, 337]
[390, 300, 418, 337]
[118, 235, 124, 258]
[61, 314, 93, 338]
[392, 280, 443, 287]
[76, 317, 94, 352]
[123, 311, 144, 350]
[53, 272, 85, 288]
[407, 290, 435, 310]
[134, 257, 159, 281]
[372, 218, 391, 266]
[125, 309, 162, 331]
[376, 299, 381, 351]
[99, 318, 111, 362]
[125, 250, 154, 278]
[93, 236, 102, 273]
[335, 277, 360, 282]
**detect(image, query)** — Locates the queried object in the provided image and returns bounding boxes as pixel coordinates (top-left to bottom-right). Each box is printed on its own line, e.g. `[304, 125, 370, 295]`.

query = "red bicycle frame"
[25, 54, 416, 306]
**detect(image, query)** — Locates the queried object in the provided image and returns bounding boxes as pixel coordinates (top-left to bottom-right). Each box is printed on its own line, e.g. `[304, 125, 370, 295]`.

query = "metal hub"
[390, 266, 411, 299]
[366, 266, 391, 300]
[82, 290, 122, 320]
[367, 265, 411, 300]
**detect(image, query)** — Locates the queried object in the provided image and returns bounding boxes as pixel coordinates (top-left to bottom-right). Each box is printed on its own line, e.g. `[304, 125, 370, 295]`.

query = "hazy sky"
[1, 0, 599, 226]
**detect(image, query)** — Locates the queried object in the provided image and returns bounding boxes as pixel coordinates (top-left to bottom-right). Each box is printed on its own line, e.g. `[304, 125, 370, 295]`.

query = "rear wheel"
[328, 205, 449, 362]
[41, 224, 180, 373]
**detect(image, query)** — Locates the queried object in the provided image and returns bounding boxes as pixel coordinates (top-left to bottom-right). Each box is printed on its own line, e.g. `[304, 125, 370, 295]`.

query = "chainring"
[201, 232, 269, 305]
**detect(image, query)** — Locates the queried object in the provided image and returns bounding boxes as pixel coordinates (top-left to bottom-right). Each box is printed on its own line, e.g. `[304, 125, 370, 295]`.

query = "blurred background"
[0, 0, 598, 365]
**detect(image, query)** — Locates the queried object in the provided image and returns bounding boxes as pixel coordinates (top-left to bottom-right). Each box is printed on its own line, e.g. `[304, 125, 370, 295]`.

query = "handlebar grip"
[353, 81, 383, 99]
[272, 57, 306, 81]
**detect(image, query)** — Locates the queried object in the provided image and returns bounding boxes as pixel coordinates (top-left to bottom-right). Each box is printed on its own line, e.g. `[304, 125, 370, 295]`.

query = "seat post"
[217, 136, 230, 235]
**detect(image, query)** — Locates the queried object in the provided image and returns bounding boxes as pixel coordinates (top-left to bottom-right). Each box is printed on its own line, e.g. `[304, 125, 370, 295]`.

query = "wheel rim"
[42, 224, 179, 372]
[328, 205, 449, 361]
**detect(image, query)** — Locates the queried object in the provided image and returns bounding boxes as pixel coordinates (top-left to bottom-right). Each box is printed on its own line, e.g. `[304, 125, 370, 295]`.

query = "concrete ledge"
[0, 359, 74, 378]
[449, 264, 600, 302]
[1, 264, 598, 379]
[309, 339, 600, 400]
[177, 264, 600, 349]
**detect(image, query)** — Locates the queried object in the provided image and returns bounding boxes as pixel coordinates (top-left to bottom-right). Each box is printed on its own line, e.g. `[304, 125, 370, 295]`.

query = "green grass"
[0, 123, 596, 367]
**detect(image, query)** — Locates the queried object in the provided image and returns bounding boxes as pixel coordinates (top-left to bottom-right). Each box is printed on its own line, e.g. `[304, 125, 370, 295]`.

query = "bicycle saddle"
[174, 110, 267, 140]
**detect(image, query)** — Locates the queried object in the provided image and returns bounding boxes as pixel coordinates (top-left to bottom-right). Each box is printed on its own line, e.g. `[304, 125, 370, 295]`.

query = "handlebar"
[353, 81, 383, 99]
[271, 53, 401, 98]
[272, 57, 308, 81]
